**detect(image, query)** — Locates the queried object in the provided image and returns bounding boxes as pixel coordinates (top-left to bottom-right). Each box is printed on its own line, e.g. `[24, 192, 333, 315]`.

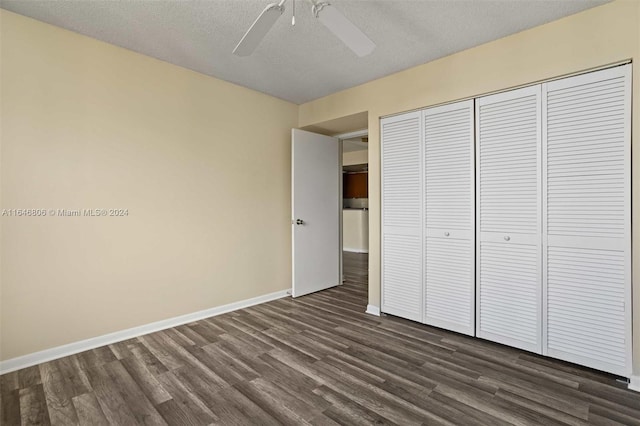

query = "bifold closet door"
[381, 111, 423, 322]
[476, 86, 542, 353]
[423, 101, 475, 335]
[542, 65, 631, 376]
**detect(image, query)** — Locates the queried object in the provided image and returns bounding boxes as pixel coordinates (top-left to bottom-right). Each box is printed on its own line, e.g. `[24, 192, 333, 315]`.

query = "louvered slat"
[381, 112, 423, 322]
[542, 64, 631, 376]
[382, 115, 421, 228]
[425, 238, 473, 334]
[423, 100, 475, 335]
[424, 102, 473, 230]
[479, 241, 539, 344]
[547, 247, 627, 369]
[546, 76, 626, 239]
[476, 86, 541, 353]
[383, 234, 422, 320]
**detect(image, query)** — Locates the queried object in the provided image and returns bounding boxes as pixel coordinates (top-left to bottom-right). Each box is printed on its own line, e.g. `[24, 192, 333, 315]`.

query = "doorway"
[339, 130, 369, 303]
[292, 110, 370, 310]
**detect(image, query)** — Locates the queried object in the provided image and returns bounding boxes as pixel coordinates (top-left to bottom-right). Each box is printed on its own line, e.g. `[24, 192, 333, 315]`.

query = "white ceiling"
[1, 0, 608, 104]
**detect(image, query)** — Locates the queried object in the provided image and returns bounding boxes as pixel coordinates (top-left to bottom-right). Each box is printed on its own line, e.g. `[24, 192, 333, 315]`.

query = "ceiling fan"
[233, 0, 375, 57]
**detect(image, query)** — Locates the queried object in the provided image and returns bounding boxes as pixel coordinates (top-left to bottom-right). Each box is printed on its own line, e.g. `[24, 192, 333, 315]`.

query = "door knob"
[295, 219, 304, 225]
[444, 232, 450, 237]
[504, 236, 511, 241]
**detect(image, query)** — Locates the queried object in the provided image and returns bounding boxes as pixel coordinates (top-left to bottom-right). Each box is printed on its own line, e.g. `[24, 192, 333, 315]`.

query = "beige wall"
[343, 150, 368, 166]
[299, 0, 640, 375]
[0, 10, 298, 360]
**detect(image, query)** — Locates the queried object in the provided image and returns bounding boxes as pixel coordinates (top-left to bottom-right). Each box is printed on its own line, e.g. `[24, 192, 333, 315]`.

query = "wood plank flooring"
[1, 252, 639, 425]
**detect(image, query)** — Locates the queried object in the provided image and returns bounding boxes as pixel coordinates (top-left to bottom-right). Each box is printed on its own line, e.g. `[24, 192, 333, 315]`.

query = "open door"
[292, 129, 341, 297]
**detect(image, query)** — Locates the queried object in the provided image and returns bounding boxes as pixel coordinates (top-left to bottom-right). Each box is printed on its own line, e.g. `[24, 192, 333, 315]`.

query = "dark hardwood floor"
[2, 252, 639, 425]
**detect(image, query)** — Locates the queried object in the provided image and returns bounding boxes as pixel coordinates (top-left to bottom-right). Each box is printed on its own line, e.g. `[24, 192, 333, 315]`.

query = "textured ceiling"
[1, 0, 608, 104]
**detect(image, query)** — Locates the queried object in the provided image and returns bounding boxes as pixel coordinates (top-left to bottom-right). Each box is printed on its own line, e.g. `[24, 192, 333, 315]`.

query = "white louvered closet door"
[423, 100, 475, 335]
[542, 65, 632, 377]
[476, 86, 542, 353]
[381, 112, 423, 322]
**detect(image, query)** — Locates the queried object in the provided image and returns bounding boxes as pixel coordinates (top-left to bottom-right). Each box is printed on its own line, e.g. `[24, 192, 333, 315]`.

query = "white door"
[542, 64, 632, 376]
[291, 129, 341, 298]
[476, 85, 542, 353]
[423, 100, 475, 336]
[381, 112, 423, 322]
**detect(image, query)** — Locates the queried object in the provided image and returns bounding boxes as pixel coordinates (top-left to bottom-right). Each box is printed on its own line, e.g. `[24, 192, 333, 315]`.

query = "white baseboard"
[343, 248, 369, 254]
[365, 304, 380, 316]
[629, 375, 640, 392]
[0, 289, 290, 375]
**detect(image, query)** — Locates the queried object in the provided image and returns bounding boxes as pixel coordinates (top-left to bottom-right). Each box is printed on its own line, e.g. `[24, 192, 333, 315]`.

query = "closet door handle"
[504, 236, 511, 241]
[444, 232, 450, 237]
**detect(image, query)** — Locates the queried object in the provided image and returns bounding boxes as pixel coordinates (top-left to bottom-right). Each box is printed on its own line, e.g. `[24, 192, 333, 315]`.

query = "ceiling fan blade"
[315, 4, 375, 57]
[233, 3, 285, 56]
